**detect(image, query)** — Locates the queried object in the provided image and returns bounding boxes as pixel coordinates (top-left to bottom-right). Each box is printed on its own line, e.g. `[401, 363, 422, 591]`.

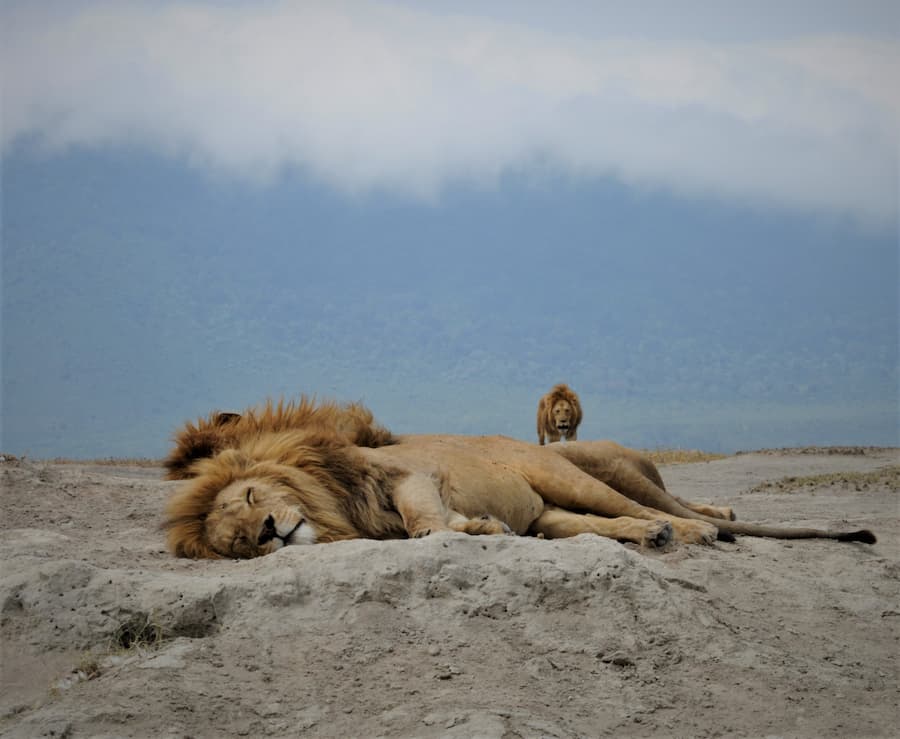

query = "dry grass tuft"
[643, 448, 727, 465]
[73, 654, 102, 680]
[51, 457, 162, 467]
[112, 613, 165, 651]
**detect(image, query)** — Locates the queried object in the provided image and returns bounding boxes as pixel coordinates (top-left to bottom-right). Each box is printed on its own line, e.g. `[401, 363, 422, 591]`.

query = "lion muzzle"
[258, 513, 306, 547]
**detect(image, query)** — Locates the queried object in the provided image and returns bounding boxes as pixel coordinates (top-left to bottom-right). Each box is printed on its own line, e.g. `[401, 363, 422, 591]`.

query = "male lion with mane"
[537, 383, 582, 445]
[163, 396, 876, 559]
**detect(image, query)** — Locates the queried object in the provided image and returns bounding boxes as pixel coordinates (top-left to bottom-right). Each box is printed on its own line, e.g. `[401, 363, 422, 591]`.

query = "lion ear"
[214, 412, 241, 426]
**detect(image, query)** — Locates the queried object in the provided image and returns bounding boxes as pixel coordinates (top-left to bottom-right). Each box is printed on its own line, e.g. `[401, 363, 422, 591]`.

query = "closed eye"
[245, 487, 254, 505]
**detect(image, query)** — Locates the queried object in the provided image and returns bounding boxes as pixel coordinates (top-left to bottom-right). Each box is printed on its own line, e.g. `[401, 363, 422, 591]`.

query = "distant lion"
[537, 384, 583, 445]
[163, 396, 876, 559]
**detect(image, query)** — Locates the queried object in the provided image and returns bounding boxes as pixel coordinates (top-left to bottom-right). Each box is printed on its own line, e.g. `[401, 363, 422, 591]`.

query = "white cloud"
[2, 0, 897, 224]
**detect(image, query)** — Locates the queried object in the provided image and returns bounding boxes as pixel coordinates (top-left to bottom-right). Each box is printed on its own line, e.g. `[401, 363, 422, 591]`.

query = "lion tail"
[713, 519, 877, 544]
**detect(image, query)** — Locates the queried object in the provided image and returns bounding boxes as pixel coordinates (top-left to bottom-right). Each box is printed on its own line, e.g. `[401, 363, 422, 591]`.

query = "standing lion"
[537, 383, 583, 445]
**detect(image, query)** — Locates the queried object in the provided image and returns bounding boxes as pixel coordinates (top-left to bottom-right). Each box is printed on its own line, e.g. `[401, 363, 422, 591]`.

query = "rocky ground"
[1, 447, 898, 738]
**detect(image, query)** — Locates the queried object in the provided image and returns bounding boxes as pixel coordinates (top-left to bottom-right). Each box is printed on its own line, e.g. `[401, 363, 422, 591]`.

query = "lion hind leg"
[674, 497, 735, 521]
[529, 506, 673, 548]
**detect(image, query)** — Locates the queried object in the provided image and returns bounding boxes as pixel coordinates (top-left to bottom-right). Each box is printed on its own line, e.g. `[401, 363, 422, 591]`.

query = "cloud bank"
[2, 1, 897, 224]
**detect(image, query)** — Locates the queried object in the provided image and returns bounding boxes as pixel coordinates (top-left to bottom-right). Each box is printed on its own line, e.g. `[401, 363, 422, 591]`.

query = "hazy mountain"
[2, 145, 897, 457]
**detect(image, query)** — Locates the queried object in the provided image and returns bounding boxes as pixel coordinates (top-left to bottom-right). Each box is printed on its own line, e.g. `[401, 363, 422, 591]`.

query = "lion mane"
[537, 383, 583, 445]
[164, 396, 395, 480]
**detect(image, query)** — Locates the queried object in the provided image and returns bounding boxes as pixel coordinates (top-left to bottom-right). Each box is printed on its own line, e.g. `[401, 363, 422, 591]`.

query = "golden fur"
[537, 383, 583, 445]
[164, 397, 876, 559]
[164, 397, 394, 480]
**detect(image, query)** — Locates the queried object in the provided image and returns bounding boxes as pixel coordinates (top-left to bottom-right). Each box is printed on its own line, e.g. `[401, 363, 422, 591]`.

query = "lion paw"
[706, 505, 736, 521]
[672, 519, 719, 545]
[645, 520, 673, 548]
[454, 515, 513, 536]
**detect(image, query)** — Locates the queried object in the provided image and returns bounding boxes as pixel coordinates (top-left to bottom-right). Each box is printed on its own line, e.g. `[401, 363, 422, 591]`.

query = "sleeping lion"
[537, 383, 582, 445]
[163, 397, 876, 559]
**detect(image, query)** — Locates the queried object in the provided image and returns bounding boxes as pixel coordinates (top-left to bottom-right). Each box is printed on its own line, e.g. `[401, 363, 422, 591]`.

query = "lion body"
[537, 384, 583, 445]
[164, 398, 876, 559]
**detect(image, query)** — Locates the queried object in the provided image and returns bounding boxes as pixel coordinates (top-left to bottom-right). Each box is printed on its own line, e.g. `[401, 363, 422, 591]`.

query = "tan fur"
[537, 383, 583, 444]
[164, 398, 876, 559]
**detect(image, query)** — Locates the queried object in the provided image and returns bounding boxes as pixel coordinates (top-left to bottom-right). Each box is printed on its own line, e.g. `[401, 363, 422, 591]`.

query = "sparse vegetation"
[50, 654, 104, 697]
[643, 448, 727, 465]
[73, 655, 102, 681]
[50, 616, 165, 698]
[111, 613, 164, 651]
[50, 457, 162, 467]
[740, 446, 897, 456]
[749, 466, 900, 494]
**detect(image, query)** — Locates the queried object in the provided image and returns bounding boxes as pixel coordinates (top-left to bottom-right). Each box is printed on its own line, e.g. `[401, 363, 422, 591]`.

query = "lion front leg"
[392, 472, 453, 538]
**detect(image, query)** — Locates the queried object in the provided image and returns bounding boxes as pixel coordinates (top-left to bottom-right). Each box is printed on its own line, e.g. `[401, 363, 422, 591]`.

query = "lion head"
[537, 384, 583, 444]
[164, 429, 405, 559]
[550, 398, 576, 434]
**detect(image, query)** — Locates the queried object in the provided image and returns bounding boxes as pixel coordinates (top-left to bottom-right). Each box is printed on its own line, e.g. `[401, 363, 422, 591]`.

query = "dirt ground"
[1, 447, 897, 738]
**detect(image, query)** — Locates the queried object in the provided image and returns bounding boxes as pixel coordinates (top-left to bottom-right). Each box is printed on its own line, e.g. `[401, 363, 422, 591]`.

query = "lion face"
[205, 477, 317, 559]
[550, 399, 575, 434]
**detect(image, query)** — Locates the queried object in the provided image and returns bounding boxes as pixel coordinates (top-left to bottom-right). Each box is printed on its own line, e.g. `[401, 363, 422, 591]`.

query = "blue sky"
[1, 1, 898, 456]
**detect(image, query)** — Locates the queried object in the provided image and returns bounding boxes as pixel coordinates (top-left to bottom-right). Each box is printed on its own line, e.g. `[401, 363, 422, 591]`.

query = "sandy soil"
[1, 447, 898, 738]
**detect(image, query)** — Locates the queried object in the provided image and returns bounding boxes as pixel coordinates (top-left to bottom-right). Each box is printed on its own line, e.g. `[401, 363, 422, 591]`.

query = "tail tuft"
[839, 529, 876, 544]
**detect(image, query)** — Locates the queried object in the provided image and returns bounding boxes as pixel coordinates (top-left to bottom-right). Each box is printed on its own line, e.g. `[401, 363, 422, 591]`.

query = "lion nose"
[258, 514, 277, 545]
